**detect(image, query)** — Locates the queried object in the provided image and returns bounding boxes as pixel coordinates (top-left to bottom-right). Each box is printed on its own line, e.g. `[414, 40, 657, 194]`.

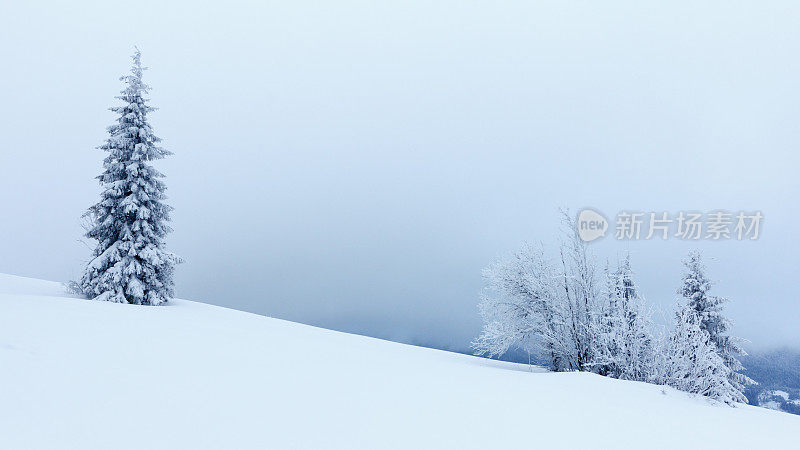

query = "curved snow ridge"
[0, 274, 798, 450]
[0, 273, 79, 297]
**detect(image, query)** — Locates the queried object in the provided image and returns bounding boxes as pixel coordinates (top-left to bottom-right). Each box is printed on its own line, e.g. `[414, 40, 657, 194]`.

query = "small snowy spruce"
[595, 254, 655, 382]
[666, 304, 746, 405]
[80, 49, 180, 305]
[678, 251, 755, 399]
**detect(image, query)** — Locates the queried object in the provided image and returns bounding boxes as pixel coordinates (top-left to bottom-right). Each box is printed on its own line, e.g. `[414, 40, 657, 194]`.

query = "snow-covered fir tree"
[80, 49, 180, 305]
[666, 304, 746, 405]
[678, 251, 754, 398]
[596, 254, 655, 381]
[596, 261, 623, 376]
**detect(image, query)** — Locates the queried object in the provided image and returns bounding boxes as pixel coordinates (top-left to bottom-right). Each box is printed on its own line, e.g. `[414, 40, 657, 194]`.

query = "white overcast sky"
[1, 1, 798, 351]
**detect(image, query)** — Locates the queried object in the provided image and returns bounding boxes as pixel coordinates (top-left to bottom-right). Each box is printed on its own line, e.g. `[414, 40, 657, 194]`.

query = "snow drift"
[0, 273, 797, 449]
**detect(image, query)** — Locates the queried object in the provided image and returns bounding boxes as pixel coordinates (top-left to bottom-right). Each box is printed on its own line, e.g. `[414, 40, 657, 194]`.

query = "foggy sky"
[1, 1, 798, 352]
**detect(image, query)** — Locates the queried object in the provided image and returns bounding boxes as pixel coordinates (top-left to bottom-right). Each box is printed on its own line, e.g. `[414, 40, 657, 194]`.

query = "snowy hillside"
[1, 274, 798, 449]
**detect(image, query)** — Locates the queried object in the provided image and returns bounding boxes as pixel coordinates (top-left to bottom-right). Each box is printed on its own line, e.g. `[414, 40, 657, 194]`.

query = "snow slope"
[0, 273, 797, 449]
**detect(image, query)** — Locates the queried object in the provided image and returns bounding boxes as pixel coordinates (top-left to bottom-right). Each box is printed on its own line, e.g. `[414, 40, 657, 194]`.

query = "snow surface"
[0, 273, 798, 449]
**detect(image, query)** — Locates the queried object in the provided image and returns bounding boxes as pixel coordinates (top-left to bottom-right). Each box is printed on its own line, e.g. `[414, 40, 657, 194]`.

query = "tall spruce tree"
[678, 251, 754, 398]
[80, 49, 179, 305]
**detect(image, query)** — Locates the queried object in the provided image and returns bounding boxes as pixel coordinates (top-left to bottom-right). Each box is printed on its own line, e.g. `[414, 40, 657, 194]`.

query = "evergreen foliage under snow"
[80, 50, 180, 305]
[666, 304, 746, 404]
[595, 255, 655, 382]
[473, 214, 754, 406]
[677, 251, 756, 398]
